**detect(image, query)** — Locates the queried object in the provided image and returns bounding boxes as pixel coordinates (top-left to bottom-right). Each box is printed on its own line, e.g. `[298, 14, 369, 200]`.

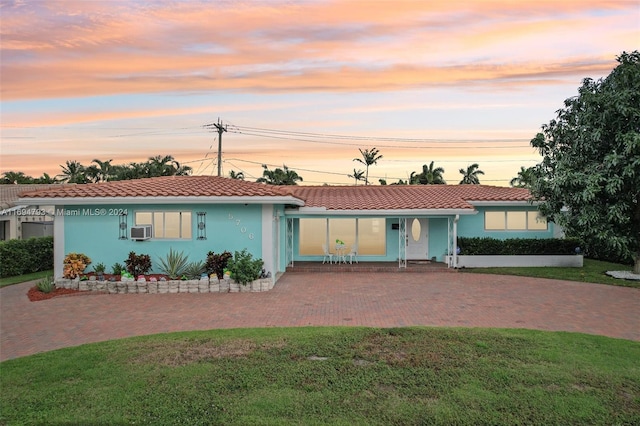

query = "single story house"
[0, 184, 63, 240]
[19, 176, 559, 280]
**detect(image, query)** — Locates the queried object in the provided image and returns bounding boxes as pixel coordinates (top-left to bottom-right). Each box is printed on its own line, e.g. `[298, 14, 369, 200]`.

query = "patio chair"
[322, 244, 333, 264]
[347, 244, 358, 264]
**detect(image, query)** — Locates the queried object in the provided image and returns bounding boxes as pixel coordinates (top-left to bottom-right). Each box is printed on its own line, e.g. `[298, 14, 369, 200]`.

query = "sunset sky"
[1, 0, 638, 186]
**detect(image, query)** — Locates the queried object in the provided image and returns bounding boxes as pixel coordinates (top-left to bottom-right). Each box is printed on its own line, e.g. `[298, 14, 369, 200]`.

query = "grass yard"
[462, 258, 639, 288]
[0, 270, 53, 288]
[1, 327, 638, 425]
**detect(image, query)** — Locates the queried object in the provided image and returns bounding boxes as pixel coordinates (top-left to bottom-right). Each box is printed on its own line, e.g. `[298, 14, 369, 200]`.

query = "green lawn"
[0, 270, 53, 288]
[1, 327, 638, 425]
[462, 258, 639, 288]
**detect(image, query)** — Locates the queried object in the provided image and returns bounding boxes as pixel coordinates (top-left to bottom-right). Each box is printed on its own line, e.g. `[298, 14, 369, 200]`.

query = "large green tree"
[530, 51, 640, 273]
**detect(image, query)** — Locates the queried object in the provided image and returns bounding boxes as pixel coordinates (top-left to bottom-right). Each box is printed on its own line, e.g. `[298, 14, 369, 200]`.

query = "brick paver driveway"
[2, 272, 639, 361]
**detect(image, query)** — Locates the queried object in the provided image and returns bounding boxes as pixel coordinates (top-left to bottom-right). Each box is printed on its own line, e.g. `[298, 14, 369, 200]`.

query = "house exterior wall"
[55, 203, 275, 277]
[456, 206, 555, 239]
[428, 218, 450, 261]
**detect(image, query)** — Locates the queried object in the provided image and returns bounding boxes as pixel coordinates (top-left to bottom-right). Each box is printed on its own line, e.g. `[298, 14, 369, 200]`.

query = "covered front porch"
[282, 214, 462, 270]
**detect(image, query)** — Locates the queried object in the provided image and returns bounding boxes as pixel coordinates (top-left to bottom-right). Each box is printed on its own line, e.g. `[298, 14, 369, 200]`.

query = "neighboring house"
[0, 184, 63, 240]
[19, 176, 556, 279]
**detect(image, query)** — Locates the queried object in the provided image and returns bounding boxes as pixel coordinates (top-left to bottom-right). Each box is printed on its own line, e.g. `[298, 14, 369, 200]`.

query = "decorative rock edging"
[54, 278, 274, 294]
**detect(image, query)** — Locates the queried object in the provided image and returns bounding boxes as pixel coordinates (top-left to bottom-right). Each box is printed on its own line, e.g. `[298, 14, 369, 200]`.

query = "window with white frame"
[485, 211, 547, 231]
[135, 211, 192, 239]
[299, 218, 386, 255]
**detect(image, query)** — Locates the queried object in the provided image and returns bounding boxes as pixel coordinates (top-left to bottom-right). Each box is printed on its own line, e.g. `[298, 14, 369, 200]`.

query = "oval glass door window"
[411, 218, 421, 242]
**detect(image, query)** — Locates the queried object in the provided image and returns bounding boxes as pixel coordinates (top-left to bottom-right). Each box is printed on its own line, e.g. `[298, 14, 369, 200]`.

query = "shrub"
[0, 237, 53, 278]
[93, 262, 106, 274]
[205, 251, 233, 279]
[36, 275, 55, 293]
[226, 249, 264, 285]
[63, 253, 92, 279]
[124, 251, 152, 276]
[457, 237, 582, 256]
[111, 262, 124, 275]
[184, 261, 205, 279]
[156, 248, 189, 279]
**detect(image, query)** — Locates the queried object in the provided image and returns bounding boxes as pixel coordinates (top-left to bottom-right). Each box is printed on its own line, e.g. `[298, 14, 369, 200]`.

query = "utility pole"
[205, 118, 227, 176]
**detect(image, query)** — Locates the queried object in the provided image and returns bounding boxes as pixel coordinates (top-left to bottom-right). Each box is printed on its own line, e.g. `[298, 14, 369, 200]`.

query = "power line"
[227, 128, 530, 149]
[228, 124, 530, 143]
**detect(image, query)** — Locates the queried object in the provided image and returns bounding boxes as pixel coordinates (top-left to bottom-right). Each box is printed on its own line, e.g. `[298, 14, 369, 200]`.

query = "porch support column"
[398, 218, 407, 268]
[54, 206, 64, 278]
[286, 217, 294, 267]
[453, 214, 459, 269]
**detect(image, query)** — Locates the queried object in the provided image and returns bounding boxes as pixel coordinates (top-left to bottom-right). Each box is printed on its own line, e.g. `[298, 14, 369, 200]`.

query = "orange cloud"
[1, 0, 635, 100]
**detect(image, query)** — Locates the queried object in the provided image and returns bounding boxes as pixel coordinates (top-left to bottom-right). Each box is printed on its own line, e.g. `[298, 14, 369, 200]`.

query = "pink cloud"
[1, 0, 635, 100]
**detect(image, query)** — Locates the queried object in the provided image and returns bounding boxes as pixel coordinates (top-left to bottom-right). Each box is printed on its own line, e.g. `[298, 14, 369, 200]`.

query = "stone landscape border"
[54, 277, 274, 293]
[446, 255, 583, 268]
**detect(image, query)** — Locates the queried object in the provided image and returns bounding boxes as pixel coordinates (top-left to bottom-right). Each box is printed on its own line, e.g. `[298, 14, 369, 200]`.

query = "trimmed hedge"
[0, 236, 54, 278]
[457, 237, 582, 256]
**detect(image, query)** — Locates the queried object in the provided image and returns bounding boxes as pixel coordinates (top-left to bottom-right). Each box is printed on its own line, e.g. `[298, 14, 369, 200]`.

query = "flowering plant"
[63, 253, 92, 279]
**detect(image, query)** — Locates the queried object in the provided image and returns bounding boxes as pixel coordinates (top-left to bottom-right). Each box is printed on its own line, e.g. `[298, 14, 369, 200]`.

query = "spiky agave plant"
[157, 248, 189, 280]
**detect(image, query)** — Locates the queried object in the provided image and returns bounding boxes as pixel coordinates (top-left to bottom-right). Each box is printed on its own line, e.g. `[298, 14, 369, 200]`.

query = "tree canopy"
[256, 164, 303, 185]
[459, 163, 484, 184]
[353, 147, 383, 185]
[409, 161, 446, 185]
[530, 51, 640, 272]
[510, 166, 536, 188]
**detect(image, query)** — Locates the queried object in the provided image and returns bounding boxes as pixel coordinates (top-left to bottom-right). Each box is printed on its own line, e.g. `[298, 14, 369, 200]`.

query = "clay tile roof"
[18, 178, 532, 211]
[19, 176, 298, 200]
[0, 184, 70, 209]
[286, 184, 532, 211]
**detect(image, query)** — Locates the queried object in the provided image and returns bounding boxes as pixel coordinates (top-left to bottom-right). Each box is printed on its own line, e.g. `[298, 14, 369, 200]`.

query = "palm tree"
[35, 173, 58, 184]
[348, 169, 365, 185]
[510, 166, 535, 188]
[172, 160, 192, 176]
[147, 155, 175, 177]
[409, 161, 446, 185]
[257, 164, 303, 185]
[229, 170, 245, 180]
[89, 159, 113, 182]
[459, 163, 484, 184]
[59, 160, 88, 184]
[1, 171, 34, 184]
[353, 147, 383, 185]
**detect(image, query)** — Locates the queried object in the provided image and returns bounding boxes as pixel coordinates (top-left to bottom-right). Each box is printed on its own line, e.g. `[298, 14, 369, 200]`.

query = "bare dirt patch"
[129, 338, 287, 367]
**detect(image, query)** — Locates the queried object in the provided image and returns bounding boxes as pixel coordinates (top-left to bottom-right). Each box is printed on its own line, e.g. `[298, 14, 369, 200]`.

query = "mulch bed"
[27, 287, 89, 302]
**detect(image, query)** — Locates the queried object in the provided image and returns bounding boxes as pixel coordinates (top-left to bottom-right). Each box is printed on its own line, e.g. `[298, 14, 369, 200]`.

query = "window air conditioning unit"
[130, 225, 152, 241]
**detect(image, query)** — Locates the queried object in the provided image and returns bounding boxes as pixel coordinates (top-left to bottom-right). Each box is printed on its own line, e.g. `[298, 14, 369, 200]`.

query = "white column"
[54, 207, 65, 278]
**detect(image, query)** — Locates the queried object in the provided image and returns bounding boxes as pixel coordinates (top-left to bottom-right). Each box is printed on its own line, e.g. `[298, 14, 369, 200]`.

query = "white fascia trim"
[468, 200, 538, 207]
[17, 196, 305, 206]
[288, 208, 476, 216]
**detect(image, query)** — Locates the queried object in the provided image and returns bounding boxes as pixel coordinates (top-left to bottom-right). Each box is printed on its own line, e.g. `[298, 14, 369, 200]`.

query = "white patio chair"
[347, 244, 358, 264]
[322, 244, 333, 264]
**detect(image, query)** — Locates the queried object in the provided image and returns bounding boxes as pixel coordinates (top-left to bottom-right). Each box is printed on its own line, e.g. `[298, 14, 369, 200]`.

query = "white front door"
[406, 218, 429, 260]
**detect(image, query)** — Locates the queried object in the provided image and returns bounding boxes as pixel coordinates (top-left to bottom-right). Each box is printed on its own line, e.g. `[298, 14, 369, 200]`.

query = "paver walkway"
[2, 272, 639, 361]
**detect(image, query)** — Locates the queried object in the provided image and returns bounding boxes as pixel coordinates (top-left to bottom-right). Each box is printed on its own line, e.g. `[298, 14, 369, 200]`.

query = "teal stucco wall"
[59, 203, 266, 275]
[456, 206, 555, 239]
